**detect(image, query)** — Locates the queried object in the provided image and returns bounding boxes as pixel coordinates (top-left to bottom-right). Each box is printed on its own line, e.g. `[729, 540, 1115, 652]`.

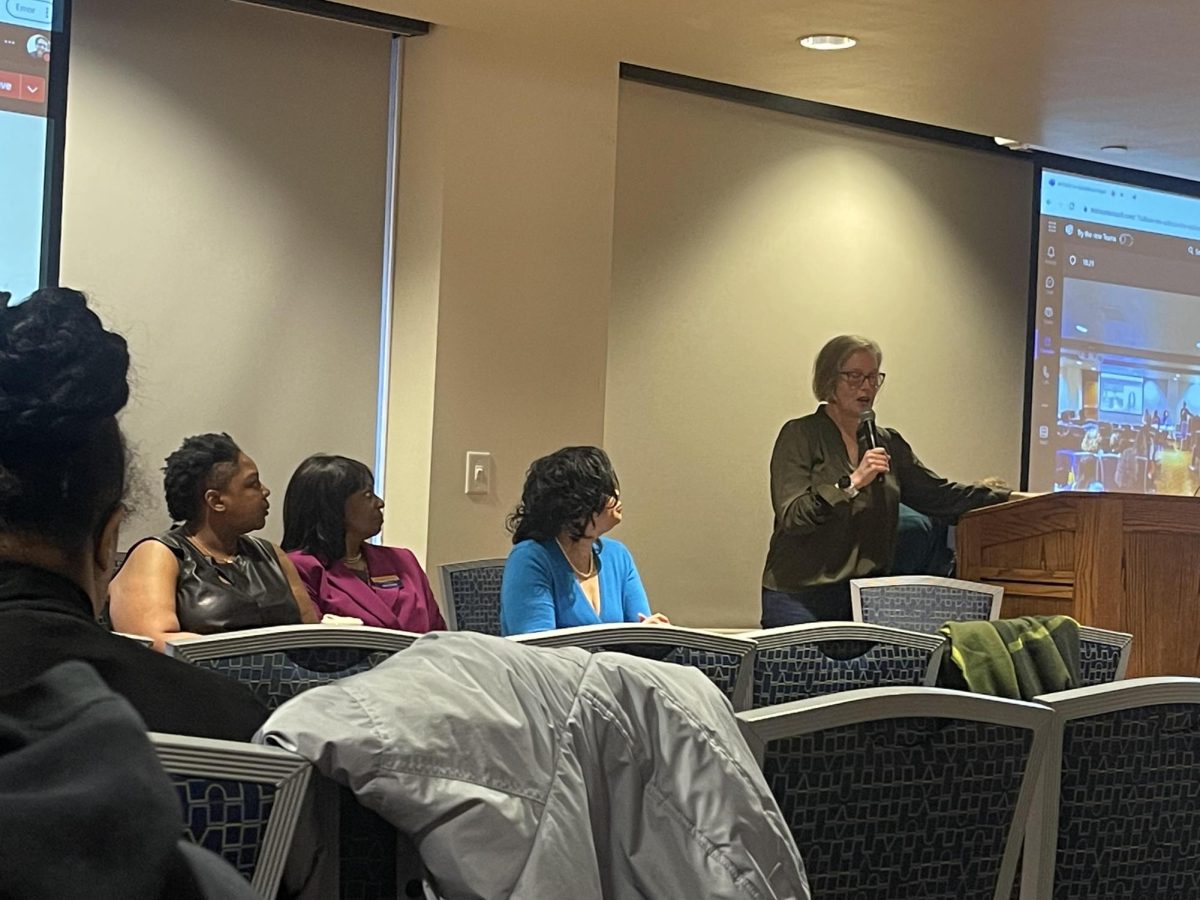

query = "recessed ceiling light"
[1075, 324, 1089, 333]
[798, 34, 857, 51]
[1100, 144, 1129, 154]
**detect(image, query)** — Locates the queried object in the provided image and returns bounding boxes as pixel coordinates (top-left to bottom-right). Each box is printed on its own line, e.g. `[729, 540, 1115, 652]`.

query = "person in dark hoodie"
[0, 660, 259, 900]
[0, 287, 267, 740]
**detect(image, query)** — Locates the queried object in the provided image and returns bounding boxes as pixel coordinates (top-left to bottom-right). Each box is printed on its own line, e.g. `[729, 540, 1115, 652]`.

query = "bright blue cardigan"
[499, 537, 652, 636]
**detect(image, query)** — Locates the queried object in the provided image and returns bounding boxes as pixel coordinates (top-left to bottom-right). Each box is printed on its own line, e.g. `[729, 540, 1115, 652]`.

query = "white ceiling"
[364, 0, 1200, 183]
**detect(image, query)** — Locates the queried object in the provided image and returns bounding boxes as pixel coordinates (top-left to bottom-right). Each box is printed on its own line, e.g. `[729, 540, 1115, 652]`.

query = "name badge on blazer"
[370, 574, 402, 590]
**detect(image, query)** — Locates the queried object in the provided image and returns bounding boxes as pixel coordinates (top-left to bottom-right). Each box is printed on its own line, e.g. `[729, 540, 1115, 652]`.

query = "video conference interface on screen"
[1028, 169, 1200, 496]
[0, 1, 56, 302]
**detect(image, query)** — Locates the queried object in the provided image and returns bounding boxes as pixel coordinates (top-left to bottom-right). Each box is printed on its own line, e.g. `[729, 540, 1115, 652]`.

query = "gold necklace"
[556, 538, 595, 579]
[187, 535, 237, 564]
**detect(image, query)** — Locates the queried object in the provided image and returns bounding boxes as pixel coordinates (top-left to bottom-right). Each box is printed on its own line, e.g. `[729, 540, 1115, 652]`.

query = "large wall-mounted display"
[0, 0, 67, 300]
[1027, 167, 1200, 496]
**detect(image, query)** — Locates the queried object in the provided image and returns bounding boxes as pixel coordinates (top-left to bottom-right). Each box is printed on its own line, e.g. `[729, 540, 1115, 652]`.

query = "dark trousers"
[760, 583, 853, 627]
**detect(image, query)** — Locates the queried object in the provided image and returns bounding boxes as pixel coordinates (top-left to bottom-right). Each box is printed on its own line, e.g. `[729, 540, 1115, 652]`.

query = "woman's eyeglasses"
[839, 371, 886, 388]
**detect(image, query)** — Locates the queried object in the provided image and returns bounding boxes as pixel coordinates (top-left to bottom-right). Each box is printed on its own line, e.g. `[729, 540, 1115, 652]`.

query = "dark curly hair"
[507, 446, 619, 544]
[163, 433, 241, 524]
[0, 287, 130, 550]
[280, 454, 374, 565]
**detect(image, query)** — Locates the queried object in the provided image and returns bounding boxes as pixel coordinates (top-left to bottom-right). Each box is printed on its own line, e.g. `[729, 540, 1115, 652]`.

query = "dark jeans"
[761, 584, 852, 627]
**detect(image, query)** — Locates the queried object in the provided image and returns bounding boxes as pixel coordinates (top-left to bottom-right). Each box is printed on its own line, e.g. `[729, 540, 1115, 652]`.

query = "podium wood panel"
[957, 492, 1200, 677]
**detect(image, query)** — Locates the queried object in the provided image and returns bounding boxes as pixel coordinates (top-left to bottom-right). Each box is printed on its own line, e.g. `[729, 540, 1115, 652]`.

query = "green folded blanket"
[939, 616, 1081, 700]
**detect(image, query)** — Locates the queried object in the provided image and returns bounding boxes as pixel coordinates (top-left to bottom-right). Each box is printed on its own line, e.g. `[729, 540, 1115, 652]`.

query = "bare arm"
[108, 540, 200, 652]
[274, 545, 321, 625]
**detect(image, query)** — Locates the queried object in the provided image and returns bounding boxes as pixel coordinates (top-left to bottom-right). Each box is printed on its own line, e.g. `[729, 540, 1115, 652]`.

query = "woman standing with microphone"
[761, 334, 1011, 627]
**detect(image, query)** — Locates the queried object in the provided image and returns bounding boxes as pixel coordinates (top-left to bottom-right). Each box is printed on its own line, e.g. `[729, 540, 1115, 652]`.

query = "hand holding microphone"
[853, 410, 890, 489]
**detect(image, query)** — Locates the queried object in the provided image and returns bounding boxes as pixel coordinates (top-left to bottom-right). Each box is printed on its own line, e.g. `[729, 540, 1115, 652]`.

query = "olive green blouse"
[762, 408, 1010, 592]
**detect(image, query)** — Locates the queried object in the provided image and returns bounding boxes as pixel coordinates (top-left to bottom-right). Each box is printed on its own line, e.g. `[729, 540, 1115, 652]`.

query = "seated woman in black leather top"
[110, 433, 318, 650]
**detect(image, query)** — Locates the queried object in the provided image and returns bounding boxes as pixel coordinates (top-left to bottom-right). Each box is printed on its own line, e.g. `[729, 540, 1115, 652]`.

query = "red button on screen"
[0, 70, 19, 98]
[19, 74, 46, 102]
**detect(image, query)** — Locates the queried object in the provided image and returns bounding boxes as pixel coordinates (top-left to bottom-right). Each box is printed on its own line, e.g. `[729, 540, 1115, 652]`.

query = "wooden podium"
[957, 492, 1200, 678]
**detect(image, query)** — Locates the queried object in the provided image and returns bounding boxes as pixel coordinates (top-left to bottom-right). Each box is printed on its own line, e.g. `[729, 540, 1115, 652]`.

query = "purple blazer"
[287, 544, 446, 633]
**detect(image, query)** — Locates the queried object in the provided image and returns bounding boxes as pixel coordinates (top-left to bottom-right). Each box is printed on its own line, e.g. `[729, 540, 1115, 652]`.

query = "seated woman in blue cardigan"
[500, 446, 670, 636]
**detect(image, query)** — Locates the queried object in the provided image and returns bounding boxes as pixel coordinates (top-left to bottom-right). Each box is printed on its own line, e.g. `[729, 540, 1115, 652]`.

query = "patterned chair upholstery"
[737, 622, 945, 709]
[439, 558, 506, 636]
[165, 625, 418, 710]
[1076, 625, 1133, 686]
[167, 625, 419, 900]
[738, 687, 1050, 900]
[150, 732, 311, 900]
[509, 624, 756, 709]
[1022, 677, 1200, 899]
[851, 575, 1003, 634]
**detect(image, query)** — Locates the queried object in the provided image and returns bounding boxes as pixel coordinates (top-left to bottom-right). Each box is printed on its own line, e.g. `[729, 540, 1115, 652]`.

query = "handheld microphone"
[858, 410, 879, 451]
[859, 408, 888, 482]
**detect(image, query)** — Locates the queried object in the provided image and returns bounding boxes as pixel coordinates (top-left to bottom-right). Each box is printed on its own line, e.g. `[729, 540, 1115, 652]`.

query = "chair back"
[1076, 625, 1133, 686]
[115, 631, 155, 648]
[439, 558, 506, 635]
[166, 625, 418, 710]
[852, 574, 1003, 633]
[738, 687, 1050, 900]
[738, 622, 945, 708]
[167, 625, 416, 900]
[1023, 677, 1200, 899]
[150, 732, 311, 900]
[509, 624, 755, 709]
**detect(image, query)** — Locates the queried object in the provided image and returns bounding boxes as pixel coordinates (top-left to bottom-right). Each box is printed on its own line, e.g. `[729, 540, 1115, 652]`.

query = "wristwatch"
[836, 474, 860, 499]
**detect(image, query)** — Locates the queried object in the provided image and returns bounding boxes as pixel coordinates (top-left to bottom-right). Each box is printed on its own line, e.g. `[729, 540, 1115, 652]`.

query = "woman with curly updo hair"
[0, 287, 266, 739]
[500, 446, 668, 635]
[109, 434, 318, 649]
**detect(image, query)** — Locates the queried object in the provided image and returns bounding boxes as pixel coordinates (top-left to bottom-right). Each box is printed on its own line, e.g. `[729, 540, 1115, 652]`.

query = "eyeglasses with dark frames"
[838, 371, 886, 389]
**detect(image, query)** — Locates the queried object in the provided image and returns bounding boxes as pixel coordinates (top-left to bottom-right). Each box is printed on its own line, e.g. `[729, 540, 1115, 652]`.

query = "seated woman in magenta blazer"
[500, 446, 669, 636]
[281, 455, 445, 632]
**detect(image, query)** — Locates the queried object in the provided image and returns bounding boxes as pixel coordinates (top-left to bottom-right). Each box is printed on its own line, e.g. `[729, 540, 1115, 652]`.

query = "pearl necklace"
[556, 538, 596, 579]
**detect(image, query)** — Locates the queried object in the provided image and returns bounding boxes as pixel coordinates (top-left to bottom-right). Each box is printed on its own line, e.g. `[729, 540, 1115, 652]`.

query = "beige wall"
[605, 80, 1034, 627]
[60, 0, 392, 545]
[384, 28, 620, 578]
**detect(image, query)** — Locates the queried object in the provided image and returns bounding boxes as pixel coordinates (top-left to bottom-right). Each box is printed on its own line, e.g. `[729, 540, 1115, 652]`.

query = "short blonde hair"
[812, 335, 883, 402]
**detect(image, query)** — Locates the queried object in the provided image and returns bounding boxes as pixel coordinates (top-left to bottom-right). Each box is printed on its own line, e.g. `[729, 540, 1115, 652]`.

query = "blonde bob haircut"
[812, 335, 883, 402]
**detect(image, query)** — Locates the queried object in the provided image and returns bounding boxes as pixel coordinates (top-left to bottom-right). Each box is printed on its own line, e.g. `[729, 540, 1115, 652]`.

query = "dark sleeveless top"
[150, 529, 300, 635]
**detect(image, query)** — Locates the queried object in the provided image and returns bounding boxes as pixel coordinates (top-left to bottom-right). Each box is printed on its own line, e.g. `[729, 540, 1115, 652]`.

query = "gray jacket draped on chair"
[258, 631, 808, 900]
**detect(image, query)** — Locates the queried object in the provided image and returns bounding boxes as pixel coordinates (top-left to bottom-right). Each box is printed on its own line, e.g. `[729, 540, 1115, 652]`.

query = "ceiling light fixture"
[1075, 324, 1089, 334]
[1100, 144, 1129, 154]
[798, 34, 857, 51]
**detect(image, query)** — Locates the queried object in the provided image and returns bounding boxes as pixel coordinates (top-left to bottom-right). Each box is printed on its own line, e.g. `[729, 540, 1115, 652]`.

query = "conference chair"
[736, 622, 945, 709]
[439, 558, 506, 636]
[1022, 677, 1200, 899]
[150, 732, 312, 900]
[509, 623, 756, 709]
[738, 687, 1050, 900]
[851, 574, 1003, 634]
[165, 624, 418, 710]
[1076, 625, 1133, 686]
[167, 625, 420, 900]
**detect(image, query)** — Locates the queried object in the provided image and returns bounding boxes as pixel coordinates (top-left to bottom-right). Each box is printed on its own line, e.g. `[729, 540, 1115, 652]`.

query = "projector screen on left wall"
[0, 0, 68, 301]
